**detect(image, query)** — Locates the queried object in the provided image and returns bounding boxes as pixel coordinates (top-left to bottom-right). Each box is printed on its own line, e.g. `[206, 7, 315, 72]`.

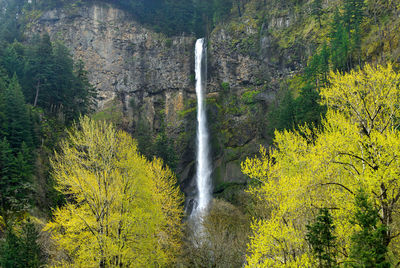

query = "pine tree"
[1, 43, 25, 79]
[0, 138, 15, 215]
[295, 84, 326, 127]
[23, 36, 95, 122]
[349, 189, 390, 267]
[71, 59, 97, 120]
[330, 10, 350, 72]
[343, 0, 365, 66]
[0, 138, 32, 217]
[0, 226, 21, 268]
[273, 89, 296, 131]
[0, 219, 43, 268]
[154, 130, 178, 171]
[17, 219, 43, 267]
[23, 33, 54, 108]
[306, 208, 337, 267]
[0, 75, 33, 150]
[311, 0, 324, 27]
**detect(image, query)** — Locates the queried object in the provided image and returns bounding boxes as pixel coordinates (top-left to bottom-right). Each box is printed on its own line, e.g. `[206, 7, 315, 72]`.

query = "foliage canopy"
[45, 117, 184, 267]
[242, 64, 400, 266]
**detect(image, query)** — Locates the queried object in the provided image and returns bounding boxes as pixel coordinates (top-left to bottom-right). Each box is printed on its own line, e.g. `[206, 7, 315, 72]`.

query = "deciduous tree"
[242, 64, 400, 266]
[45, 117, 184, 267]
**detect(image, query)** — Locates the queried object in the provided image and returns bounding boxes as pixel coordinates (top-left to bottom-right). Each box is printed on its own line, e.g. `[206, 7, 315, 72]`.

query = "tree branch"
[332, 161, 361, 175]
[337, 152, 377, 170]
[320, 182, 354, 195]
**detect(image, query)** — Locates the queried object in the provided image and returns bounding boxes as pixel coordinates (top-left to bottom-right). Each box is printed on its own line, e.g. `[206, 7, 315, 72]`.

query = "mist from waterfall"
[193, 38, 212, 218]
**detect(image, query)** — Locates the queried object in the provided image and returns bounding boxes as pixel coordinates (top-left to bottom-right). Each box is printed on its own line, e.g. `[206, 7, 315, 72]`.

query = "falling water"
[193, 38, 211, 218]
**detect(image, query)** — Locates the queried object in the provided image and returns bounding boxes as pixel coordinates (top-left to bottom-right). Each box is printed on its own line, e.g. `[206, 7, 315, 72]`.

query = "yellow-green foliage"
[242, 64, 400, 266]
[45, 117, 184, 267]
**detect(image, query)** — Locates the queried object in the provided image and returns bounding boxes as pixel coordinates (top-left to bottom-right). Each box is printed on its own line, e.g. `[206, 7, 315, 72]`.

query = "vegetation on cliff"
[27, 0, 239, 36]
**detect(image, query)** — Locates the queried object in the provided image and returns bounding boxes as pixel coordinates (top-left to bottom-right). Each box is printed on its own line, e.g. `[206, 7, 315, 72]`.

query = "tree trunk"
[33, 81, 40, 107]
[236, 1, 242, 17]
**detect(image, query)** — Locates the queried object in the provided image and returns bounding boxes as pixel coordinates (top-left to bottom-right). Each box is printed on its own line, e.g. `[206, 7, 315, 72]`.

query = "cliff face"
[33, 4, 195, 128]
[32, 2, 300, 200]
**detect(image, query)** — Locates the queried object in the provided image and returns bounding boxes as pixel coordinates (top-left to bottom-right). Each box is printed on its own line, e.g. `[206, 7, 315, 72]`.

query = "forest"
[1, 0, 400, 267]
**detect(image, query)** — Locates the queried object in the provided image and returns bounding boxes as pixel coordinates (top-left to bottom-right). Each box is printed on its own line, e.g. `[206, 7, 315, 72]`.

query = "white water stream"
[193, 38, 211, 218]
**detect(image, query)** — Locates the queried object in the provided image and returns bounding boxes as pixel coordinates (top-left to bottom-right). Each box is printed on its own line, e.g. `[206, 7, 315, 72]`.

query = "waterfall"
[193, 38, 211, 217]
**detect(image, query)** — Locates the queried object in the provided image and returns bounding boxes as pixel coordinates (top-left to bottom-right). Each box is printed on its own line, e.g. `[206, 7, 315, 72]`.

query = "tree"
[0, 0, 25, 43]
[311, 0, 324, 27]
[23, 36, 96, 122]
[0, 138, 33, 218]
[153, 129, 178, 171]
[45, 117, 184, 267]
[350, 189, 390, 267]
[343, 0, 365, 66]
[0, 76, 34, 218]
[242, 64, 400, 266]
[330, 10, 350, 72]
[1, 42, 25, 79]
[0, 75, 33, 149]
[0, 219, 43, 268]
[267, 89, 296, 132]
[23, 33, 54, 108]
[306, 209, 337, 267]
[305, 43, 330, 88]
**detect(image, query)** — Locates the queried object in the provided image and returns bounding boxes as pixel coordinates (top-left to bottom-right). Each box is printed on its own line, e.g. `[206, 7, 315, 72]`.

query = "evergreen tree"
[0, 220, 43, 268]
[343, 0, 365, 66]
[0, 138, 16, 215]
[1, 42, 25, 79]
[311, 0, 324, 27]
[343, 0, 365, 33]
[51, 41, 74, 113]
[17, 219, 43, 267]
[305, 44, 330, 89]
[0, 227, 21, 268]
[134, 118, 154, 159]
[0, 75, 33, 150]
[153, 130, 178, 171]
[295, 85, 326, 127]
[71, 59, 96, 121]
[349, 189, 390, 267]
[306, 208, 337, 267]
[269, 89, 296, 132]
[23, 35, 95, 122]
[330, 10, 350, 71]
[319, 43, 330, 86]
[23, 33, 54, 108]
[0, 77, 34, 217]
[0, 0, 25, 44]
[0, 138, 32, 216]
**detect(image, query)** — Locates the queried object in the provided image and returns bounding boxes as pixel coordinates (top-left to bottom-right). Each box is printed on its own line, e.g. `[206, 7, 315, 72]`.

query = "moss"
[178, 106, 196, 118]
[241, 89, 260, 104]
[221, 82, 230, 93]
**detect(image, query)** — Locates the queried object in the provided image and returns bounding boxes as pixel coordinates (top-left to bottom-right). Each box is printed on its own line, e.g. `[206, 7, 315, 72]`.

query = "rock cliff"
[31, 2, 300, 201]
